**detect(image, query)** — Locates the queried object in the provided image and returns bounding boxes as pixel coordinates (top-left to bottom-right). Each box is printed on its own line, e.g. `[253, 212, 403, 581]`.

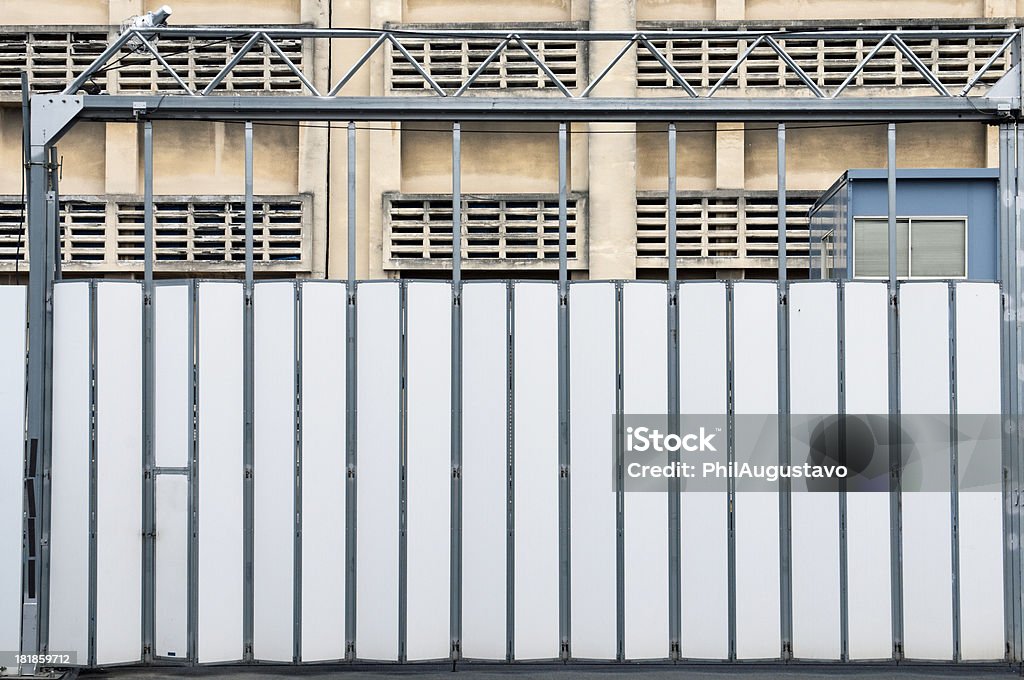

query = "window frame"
[851, 215, 969, 280]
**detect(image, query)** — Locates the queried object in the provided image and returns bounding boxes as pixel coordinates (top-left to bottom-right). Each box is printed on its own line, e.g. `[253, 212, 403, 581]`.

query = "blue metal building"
[808, 169, 999, 280]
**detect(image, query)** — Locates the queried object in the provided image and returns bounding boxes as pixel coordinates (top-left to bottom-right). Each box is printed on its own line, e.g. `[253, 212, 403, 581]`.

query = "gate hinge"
[244, 466, 253, 479]
[452, 466, 461, 479]
[670, 640, 680, 659]
[244, 642, 253, 658]
[347, 464, 356, 479]
[560, 464, 569, 479]
[142, 643, 152, 659]
[782, 641, 793, 660]
[894, 642, 904, 660]
[450, 640, 461, 660]
[560, 639, 570, 660]
[345, 641, 356, 660]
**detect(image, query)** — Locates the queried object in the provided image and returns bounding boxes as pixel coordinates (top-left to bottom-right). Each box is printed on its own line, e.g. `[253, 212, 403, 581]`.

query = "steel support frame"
[19, 34, 1024, 671]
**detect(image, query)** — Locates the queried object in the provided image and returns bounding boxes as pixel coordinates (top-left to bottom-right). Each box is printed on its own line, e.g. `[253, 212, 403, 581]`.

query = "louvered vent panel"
[115, 197, 305, 263]
[389, 37, 580, 92]
[116, 36, 306, 92]
[385, 193, 586, 269]
[637, 24, 1013, 92]
[0, 195, 308, 271]
[0, 30, 109, 96]
[636, 191, 816, 265]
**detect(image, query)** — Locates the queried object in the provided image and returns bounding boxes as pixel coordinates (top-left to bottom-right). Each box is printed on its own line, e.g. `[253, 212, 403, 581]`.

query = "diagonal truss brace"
[57, 26, 1022, 102]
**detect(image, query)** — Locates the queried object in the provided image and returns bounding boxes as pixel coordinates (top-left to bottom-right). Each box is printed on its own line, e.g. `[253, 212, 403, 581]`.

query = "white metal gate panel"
[732, 282, 781, 659]
[512, 282, 559, 660]
[406, 282, 452, 661]
[622, 282, 669, 660]
[253, 282, 296, 662]
[154, 474, 188, 659]
[95, 282, 143, 665]
[153, 284, 191, 660]
[843, 282, 892, 659]
[954, 282, 1004, 660]
[299, 282, 347, 662]
[789, 282, 841, 660]
[197, 282, 244, 663]
[899, 282, 954, 660]
[0, 287, 25, 662]
[461, 282, 508, 660]
[355, 282, 399, 661]
[568, 283, 617, 660]
[679, 282, 729, 660]
[26, 277, 1012, 667]
[48, 281, 91, 662]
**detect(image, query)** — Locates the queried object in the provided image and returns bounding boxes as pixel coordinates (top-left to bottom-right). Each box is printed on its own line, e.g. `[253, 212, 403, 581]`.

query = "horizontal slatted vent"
[115, 198, 304, 262]
[637, 23, 1013, 92]
[0, 30, 109, 95]
[0, 195, 309, 271]
[116, 36, 305, 93]
[389, 36, 580, 92]
[636, 191, 817, 265]
[385, 193, 586, 269]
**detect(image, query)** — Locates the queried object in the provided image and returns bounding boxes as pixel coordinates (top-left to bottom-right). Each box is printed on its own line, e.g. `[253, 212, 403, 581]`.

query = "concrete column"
[716, 124, 745, 189]
[107, 2, 144, 196]
[300, 0, 330, 278]
[367, 0, 402, 279]
[586, 0, 636, 279]
[986, 125, 1001, 168]
[328, 0, 372, 279]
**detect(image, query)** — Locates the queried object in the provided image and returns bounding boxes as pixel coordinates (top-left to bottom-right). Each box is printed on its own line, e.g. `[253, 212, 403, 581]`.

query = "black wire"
[92, 35, 243, 77]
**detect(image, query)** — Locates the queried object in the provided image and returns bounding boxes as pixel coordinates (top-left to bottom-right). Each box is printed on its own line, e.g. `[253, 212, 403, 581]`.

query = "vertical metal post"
[293, 281, 303, 663]
[776, 122, 793, 661]
[398, 282, 408, 663]
[450, 121, 463, 661]
[242, 120, 255, 663]
[187, 280, 199, 664]
[725, 281, 737, 662]
[141, 119, 156, 663]
[556, 121, 571, 660]
[886, 122, 904, 661]
[87, 282, 97, 668]
[344, 121, 358, 661]
[505, 281, 516, 662]
[614, 281, 625, 663]
[22, 88, 57, 675]
[837, 281, 849, 662]
[48, 147, 60, 282]
[666, 123, 682, 660]
[1014, 119, 1024, 664]
[948, 282, 961, 662]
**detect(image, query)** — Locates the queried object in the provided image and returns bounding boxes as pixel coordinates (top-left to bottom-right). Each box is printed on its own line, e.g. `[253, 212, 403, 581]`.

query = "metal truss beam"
[61, 26, 1019, 101]
[70, 94, 1012, 123]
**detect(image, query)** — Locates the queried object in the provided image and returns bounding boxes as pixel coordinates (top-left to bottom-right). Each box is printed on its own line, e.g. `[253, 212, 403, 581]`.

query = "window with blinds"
[852, 216, 967, 278]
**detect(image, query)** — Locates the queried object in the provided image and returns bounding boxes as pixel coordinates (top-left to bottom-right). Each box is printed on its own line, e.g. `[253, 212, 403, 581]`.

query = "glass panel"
[910, 219, 967, 278]
[853, 218, 909, 278]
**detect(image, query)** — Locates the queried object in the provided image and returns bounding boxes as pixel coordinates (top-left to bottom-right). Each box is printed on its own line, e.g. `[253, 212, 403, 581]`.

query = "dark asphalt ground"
[71, 663, 1023, 680]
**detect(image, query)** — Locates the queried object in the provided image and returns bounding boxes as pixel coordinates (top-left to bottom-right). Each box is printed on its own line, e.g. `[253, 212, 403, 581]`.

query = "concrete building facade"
[0, 0, 1019, 281]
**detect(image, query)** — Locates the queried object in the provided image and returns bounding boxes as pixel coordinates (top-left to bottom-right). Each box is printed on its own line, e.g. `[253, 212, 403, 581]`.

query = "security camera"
[120, 5, 173, 54]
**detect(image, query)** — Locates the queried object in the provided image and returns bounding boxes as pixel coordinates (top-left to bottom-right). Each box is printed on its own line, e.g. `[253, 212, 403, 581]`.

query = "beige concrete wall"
[0, 0, 1008, 279]
[404, 0, 572, 22]
[401, 123, 560, 194]
[149, 122, 298, 195]
[0, 109, 21, 194]
[637, 0, 716, 21]
[744, 123, 987, 191]
[745, 0, 987, 20]
[636, 123, 716, 192]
